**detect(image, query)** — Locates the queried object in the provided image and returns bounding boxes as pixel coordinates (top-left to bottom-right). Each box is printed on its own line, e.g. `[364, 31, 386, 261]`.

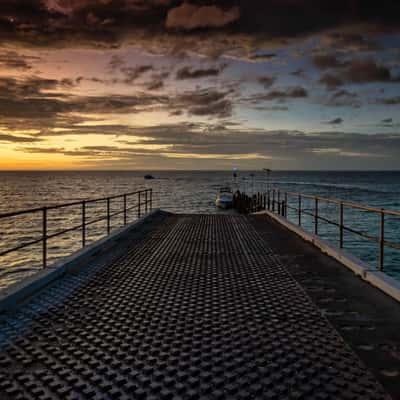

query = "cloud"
[176, 66, 222, 80]
[325, 117, 343, 125]
[257, 76, 276, 89]
[343, 58, 395, 83]
[312, 53, 347, 69]
[373, 96, 400, 105]
[0, 133, 42, 143]
[20, 123, 400, 169]
[319, 73, 344, 89]
[261, 86, 308, 102]
[325, 89, 360, 107]
[0, 51, 40, 70]
[166, 3, 240, 30]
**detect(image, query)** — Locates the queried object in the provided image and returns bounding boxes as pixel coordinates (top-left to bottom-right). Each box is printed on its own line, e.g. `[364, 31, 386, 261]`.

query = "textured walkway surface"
[0, 214, 390, 399]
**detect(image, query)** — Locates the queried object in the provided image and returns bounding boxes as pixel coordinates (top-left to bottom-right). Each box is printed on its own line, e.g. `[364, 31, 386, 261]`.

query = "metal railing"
[266, 188, 400, 272]
[0, 189, 153, 269]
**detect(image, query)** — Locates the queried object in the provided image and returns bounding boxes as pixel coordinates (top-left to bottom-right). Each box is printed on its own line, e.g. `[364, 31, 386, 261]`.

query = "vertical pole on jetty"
[82, 201, 86, 247]
[272, 190, 275, 212]
[42, 207, 47, 268]
[107, 198, 111, 235]
[315, 198, 318, 235]
[150, 189, 153, 211]
[123, 194, 127, 226]
[267, 191, 270, 211]
[379, 210, 385, 271]
[138, 192, 141, 218]
[339, 202, 344, 248]
[145, 190, 148, 214]
[298, 194, 301, 226]
[278, 195, 281, 215]
[284, 192, 288, 217]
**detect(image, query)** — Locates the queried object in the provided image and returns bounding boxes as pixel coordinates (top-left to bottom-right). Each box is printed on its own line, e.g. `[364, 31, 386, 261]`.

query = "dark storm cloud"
[176, 66, 222, 80]
[0, 1, 399, 52]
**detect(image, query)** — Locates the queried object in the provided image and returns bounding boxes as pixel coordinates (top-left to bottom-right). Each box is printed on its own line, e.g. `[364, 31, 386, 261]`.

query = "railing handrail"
[269, 187, 400, 217]
[0, 189, 149, 219]
[265, 187, 400, 271]
[0, 188, 153, 269]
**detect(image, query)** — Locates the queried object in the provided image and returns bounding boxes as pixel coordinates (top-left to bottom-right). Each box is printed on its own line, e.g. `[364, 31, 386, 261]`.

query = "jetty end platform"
[0, 210, 399, 400]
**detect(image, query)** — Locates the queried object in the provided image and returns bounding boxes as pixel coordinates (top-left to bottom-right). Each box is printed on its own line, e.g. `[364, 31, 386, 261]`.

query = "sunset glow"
[0, 1, 400, 170]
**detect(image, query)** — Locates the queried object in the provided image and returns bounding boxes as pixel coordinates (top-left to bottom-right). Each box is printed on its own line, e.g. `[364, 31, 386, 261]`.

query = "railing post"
[42, 207, 47, 268]
[82, 201, 86, 247]
[145, 190, 148, 214]
[267, 191, 270, 210]
[379, 210, 384, 271]
[298, 194, 301, 226]
[107, 198, 111, 235]
[123, 194, 127, 226]
[315, 198, 318, 235]
[150, 189, 153, 211]
[272, 189, 275, 212]
[138, 191, 141, 218]
[339, 202, 344, 248]
[277, 190, 280, 210]
[285, 192, 288, 218]
[297, 194, 301, 226]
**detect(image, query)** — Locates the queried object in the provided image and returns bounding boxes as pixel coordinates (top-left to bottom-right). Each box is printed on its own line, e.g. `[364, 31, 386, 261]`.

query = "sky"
[0, 1, 400, 170]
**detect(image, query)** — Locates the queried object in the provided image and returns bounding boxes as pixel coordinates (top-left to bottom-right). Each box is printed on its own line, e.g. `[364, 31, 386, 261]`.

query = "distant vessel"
[144, 174, 155, 180]
[215, 187, 233, 209]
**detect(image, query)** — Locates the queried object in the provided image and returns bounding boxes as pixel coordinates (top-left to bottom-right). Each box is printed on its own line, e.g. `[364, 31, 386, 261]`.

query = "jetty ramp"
[0, 212, 398, 399]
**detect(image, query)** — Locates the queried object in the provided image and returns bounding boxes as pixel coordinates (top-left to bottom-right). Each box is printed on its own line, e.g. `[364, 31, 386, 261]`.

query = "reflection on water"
[0, 170, 399, 289]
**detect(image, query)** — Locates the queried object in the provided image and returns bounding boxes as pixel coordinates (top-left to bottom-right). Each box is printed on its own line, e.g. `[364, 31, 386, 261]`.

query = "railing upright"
[107, 198, 111, 235]
[138, 191, 141, 218]
[379, 210, 384, 271]
[82, 200, 86, 247]
[315, 198, 318, 235]
[339, 202, 344, 248]
[298, 194, 301, 226]
[123, 194, 127, 226]
[150, 189, 153, 211]
[42, 207, 47, 268]
[145, 190, 148, 214]
[285, 192, 288, 217]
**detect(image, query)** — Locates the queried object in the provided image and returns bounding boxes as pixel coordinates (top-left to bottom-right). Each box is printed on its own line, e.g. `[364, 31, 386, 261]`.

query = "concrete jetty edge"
[260, 210, 400, 303]
[0, 209, 165, 313]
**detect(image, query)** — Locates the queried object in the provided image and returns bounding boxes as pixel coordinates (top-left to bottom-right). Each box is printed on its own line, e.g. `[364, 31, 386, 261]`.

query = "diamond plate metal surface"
[0, 214, 391, 399]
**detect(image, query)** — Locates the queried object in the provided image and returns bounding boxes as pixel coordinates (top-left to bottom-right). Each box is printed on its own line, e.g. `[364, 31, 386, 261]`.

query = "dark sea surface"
[0, 170, 399, 289]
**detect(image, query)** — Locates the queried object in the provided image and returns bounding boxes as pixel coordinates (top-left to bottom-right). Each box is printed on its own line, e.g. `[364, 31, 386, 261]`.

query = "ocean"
[0, 170, 399, 289]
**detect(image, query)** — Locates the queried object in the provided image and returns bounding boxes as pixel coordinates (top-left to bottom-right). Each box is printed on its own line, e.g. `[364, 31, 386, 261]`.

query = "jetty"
[0, 190, 399, 399]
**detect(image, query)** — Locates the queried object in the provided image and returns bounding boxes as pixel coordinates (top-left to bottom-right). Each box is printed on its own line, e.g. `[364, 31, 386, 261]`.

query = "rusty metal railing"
[266, 188, 400, 271]
[0, 189, 153, 268]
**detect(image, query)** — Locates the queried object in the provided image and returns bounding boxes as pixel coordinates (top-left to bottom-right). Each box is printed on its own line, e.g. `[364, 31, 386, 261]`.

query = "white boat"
[215, 187, 233, 209]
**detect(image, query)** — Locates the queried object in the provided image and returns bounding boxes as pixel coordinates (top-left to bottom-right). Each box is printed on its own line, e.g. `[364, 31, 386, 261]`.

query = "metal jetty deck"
[0, 213, 397, 399]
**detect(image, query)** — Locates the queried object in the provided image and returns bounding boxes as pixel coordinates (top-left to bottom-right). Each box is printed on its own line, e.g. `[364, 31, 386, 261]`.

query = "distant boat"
[215, 187, 233, 209]
[144, 174, 155, 180]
